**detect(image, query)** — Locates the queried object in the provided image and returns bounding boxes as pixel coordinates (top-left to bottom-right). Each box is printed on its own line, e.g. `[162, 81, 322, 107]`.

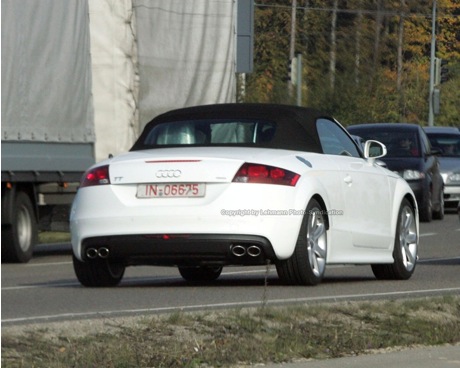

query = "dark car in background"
[348, 123, 444, 222]
[424, 126, 460, 208]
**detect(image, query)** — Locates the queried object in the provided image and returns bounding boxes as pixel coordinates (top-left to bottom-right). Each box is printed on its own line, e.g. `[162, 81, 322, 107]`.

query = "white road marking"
[420, 232, 437, 237]
[3, 257, 459, 292]
[3, 287, 460, 325]
[1, 270, 269, 291]
[1, 282, 80, 291]
[26, 261, 72, 267]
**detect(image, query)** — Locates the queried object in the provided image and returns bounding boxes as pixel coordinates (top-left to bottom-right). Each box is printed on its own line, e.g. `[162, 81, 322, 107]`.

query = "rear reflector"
[232, 163, 300, 186]
[80, 165, 110, 188]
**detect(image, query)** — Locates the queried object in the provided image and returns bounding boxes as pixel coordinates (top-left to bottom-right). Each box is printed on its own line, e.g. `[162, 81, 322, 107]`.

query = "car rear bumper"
[71, 184, 305, 262]
[80, 234, 277, 266]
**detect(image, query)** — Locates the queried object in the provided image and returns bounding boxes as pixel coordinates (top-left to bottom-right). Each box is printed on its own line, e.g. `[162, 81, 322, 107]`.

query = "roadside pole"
[428, 0, 437, 127]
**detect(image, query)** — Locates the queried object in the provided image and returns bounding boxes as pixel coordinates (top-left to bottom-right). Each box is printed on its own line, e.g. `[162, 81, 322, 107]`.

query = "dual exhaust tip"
[231, 244, 262, 258]
[86, 247, 110, 259]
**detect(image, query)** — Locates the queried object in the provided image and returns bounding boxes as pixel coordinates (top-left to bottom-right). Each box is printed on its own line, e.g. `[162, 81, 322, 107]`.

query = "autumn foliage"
[242, 0, 459, 127]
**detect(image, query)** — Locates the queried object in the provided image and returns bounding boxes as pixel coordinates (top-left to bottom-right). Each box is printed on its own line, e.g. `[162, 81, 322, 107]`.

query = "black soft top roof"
[131, 103, 331, 153]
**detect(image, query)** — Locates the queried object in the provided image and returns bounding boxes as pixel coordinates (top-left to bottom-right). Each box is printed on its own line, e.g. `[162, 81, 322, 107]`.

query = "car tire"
[2, 191, 37, 263]
[432, 188, 444, 220]
[72, 254, 125, 287]
[419, 189, 433, 222]
[371, 198, 417, 280]
[276, 198, 327, 286]
[178, 266, 223, 282]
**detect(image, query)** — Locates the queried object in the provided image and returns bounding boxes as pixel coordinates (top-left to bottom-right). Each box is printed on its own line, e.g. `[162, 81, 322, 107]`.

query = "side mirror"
[364, 140, 387, 162]
[430, 148, 442, 156]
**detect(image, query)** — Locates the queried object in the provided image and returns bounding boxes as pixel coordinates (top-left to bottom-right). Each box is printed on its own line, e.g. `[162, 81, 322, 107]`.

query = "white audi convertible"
[71, 104, 419, 287]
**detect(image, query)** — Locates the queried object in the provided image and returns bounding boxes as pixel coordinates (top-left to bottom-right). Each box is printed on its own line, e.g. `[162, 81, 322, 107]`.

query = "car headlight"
[402, 170, 425, 180]
[446, 172, 460, 184]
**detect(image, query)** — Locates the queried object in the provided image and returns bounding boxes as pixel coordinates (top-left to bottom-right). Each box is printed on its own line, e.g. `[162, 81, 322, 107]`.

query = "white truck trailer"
[2, 0, 95, 262]
[2, 0, 236, 262]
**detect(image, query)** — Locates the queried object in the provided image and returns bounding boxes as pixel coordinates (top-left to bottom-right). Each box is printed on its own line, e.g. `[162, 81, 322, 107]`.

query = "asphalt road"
[2, 210, 460, 326]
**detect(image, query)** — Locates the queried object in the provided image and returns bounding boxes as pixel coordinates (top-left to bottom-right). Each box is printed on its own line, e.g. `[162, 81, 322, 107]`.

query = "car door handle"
[344, 174, 353, 185]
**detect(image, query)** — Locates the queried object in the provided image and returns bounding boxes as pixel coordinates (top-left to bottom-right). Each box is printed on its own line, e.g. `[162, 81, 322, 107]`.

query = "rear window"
[426, 133, 460, 157]
[142, 119, 277, 146]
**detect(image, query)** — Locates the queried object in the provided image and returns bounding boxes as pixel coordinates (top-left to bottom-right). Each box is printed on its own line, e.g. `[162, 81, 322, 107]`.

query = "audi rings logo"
[156, 169, 182, 178]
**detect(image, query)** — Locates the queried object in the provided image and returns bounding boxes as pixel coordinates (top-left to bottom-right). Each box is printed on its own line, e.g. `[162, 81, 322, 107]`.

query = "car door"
[316, 119, 393, 251]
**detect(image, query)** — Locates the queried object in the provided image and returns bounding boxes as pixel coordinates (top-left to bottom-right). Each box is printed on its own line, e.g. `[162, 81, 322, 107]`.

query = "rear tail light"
[80, 165, 111, 188]
[232, 163, 300, 186]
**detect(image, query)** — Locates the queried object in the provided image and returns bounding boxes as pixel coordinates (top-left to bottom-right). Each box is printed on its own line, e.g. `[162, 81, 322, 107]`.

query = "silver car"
[424, 126, 460, 207]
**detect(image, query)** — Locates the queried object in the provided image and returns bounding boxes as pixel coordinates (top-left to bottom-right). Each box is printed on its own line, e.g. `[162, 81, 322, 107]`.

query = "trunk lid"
[107, 147, 295, 184]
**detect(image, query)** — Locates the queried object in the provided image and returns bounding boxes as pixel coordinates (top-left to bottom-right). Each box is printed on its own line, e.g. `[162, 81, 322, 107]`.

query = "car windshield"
[142, 119, 277, 146]
[426, 133, 460, 157]
[348, 128, 420, 158]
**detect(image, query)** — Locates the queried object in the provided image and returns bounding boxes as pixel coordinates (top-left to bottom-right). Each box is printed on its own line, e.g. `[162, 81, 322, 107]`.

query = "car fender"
[293, 173, 332, 218]
[272, 172, 332, 260]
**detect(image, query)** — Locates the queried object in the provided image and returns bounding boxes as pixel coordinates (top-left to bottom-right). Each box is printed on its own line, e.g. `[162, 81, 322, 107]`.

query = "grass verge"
[38, 232, 71, 244]
[2, 295, 459, 367]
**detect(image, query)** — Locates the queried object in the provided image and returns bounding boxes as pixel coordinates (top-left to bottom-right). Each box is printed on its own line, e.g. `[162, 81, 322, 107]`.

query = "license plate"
[137, 183, 205, 198]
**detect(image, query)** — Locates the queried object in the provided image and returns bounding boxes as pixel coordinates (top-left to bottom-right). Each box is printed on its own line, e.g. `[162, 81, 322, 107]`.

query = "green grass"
[2, 295, 459, 367]
[38, 232, 71, 244]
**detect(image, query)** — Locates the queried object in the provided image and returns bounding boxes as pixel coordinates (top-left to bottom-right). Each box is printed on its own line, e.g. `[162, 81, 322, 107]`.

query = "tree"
[241, 0, 459, 126]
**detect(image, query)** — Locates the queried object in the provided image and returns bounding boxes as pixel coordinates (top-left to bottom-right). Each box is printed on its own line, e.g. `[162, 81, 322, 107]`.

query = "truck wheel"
[72, 254, 125, 287]
[2, 192, 37, 263]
